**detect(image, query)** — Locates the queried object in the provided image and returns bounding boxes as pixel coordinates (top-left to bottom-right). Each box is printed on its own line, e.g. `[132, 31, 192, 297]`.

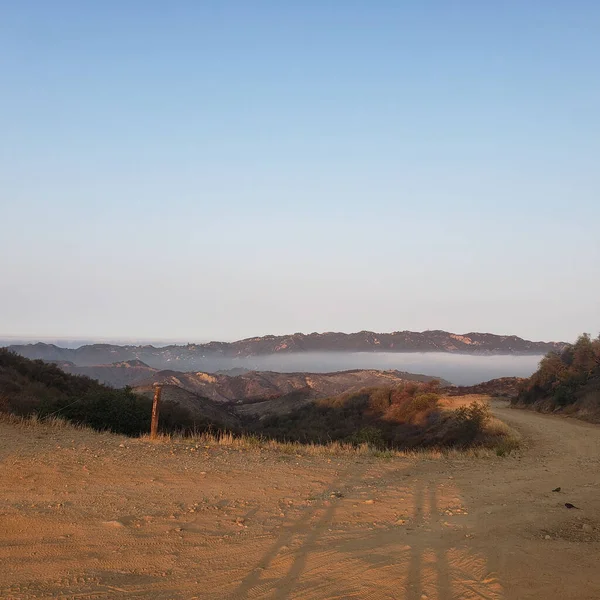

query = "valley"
[1, 335, 598, 599]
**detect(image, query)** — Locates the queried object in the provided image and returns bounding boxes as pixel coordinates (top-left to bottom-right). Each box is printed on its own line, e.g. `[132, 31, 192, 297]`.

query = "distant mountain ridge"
[4, 330, 566, 370]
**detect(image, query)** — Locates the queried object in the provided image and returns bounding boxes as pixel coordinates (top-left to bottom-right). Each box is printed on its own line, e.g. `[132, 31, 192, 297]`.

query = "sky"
[1, 1, 599, 344]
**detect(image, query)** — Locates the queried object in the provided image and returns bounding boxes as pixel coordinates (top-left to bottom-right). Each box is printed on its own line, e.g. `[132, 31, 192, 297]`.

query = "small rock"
[119, 444, 125, 448]
[582, 524, 593, 533]
[544, 535, 551, 540]
[103, 520, 125, 528]
[364, 499, 375, 505]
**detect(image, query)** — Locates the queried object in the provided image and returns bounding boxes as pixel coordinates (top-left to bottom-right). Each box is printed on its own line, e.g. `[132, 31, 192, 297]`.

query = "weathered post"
[150, 383, 163, 440]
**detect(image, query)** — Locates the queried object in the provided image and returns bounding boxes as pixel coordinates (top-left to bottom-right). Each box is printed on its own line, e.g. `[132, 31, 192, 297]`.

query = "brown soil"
[1, 401, 600, 599]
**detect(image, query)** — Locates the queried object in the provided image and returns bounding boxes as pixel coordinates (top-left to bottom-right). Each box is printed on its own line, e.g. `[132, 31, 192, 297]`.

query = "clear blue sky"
[1, 1, 599, 343]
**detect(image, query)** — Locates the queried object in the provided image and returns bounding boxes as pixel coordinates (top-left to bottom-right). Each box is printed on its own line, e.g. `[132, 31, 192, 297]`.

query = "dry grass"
[1, 393, 521, 460]
[438, 393, 491, 408]
[0, 412, 122, 442]
[0, 412, 88, 430]
[140, 430, 400, 457]
[486, 416, 518, 438]
[483, 416, 522, 456]
[138, 426, 520, 460]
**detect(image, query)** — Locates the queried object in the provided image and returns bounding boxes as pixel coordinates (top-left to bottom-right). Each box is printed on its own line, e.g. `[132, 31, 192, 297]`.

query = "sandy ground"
[1, 401, 600, 600]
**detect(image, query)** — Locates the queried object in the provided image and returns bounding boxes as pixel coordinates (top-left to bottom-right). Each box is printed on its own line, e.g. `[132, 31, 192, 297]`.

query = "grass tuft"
[0, 412, 88, 431]
[137, 425, 520, 460]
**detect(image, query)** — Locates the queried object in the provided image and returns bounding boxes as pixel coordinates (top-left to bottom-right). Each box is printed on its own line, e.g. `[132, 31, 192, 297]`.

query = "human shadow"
[229, 464, 502, 600]
[229, 460, 373, 599]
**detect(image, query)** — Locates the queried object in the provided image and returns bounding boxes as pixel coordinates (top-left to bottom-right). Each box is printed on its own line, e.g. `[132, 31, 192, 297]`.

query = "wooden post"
[150, 383, 162, 440]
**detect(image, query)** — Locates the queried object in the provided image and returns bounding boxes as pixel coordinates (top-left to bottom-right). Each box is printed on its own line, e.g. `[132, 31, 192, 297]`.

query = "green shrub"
[518, 334, 600, 410]
[452, 401, 491, 445]
[411, 393, 439, 411]
[495, 437, 519, 457]
[350, 426, 384, 447]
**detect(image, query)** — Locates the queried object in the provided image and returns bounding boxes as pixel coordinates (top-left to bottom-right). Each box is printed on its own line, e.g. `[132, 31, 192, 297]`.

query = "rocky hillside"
[134, 369, 447, 404]
[213, 330, 564, 356]
[38, 359, 447, 401]
[5, 330, 565, 370]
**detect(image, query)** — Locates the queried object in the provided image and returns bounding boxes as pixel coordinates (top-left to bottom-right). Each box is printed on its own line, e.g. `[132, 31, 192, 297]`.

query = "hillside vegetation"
[0, 350, 194, 435]
[255, 382, 497, 449]
[0, 350, 511, 450]
[446, 377, 525, 399]
[514, 333, 600, 420]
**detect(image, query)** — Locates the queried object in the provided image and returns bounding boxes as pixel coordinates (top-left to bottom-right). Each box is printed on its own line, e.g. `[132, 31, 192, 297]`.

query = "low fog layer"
[200, 352, 543, 386]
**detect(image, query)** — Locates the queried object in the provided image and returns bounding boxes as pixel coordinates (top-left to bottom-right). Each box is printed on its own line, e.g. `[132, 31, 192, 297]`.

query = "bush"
[36, 387, 152, 435]
[517, 334, 600, 410]
[350, 426, 384, 447]
[249, 385, 471, 449]
[411, 393, 440, 411]
[452, 401, 491, 445]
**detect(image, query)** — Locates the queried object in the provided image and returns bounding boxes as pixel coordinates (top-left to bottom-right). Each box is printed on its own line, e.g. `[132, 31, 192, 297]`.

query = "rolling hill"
[136, 368, 447, 403]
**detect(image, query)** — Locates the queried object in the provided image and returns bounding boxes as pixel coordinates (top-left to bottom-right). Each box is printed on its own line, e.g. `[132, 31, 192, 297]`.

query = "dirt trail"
[1, 403, 599, 600]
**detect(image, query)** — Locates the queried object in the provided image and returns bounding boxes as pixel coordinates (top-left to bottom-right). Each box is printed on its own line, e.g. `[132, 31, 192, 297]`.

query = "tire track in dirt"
[2, 405, 600, 599]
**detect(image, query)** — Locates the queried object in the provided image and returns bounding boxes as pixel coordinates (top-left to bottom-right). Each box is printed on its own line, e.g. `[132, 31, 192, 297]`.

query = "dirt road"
[1, 403, 599, 599]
